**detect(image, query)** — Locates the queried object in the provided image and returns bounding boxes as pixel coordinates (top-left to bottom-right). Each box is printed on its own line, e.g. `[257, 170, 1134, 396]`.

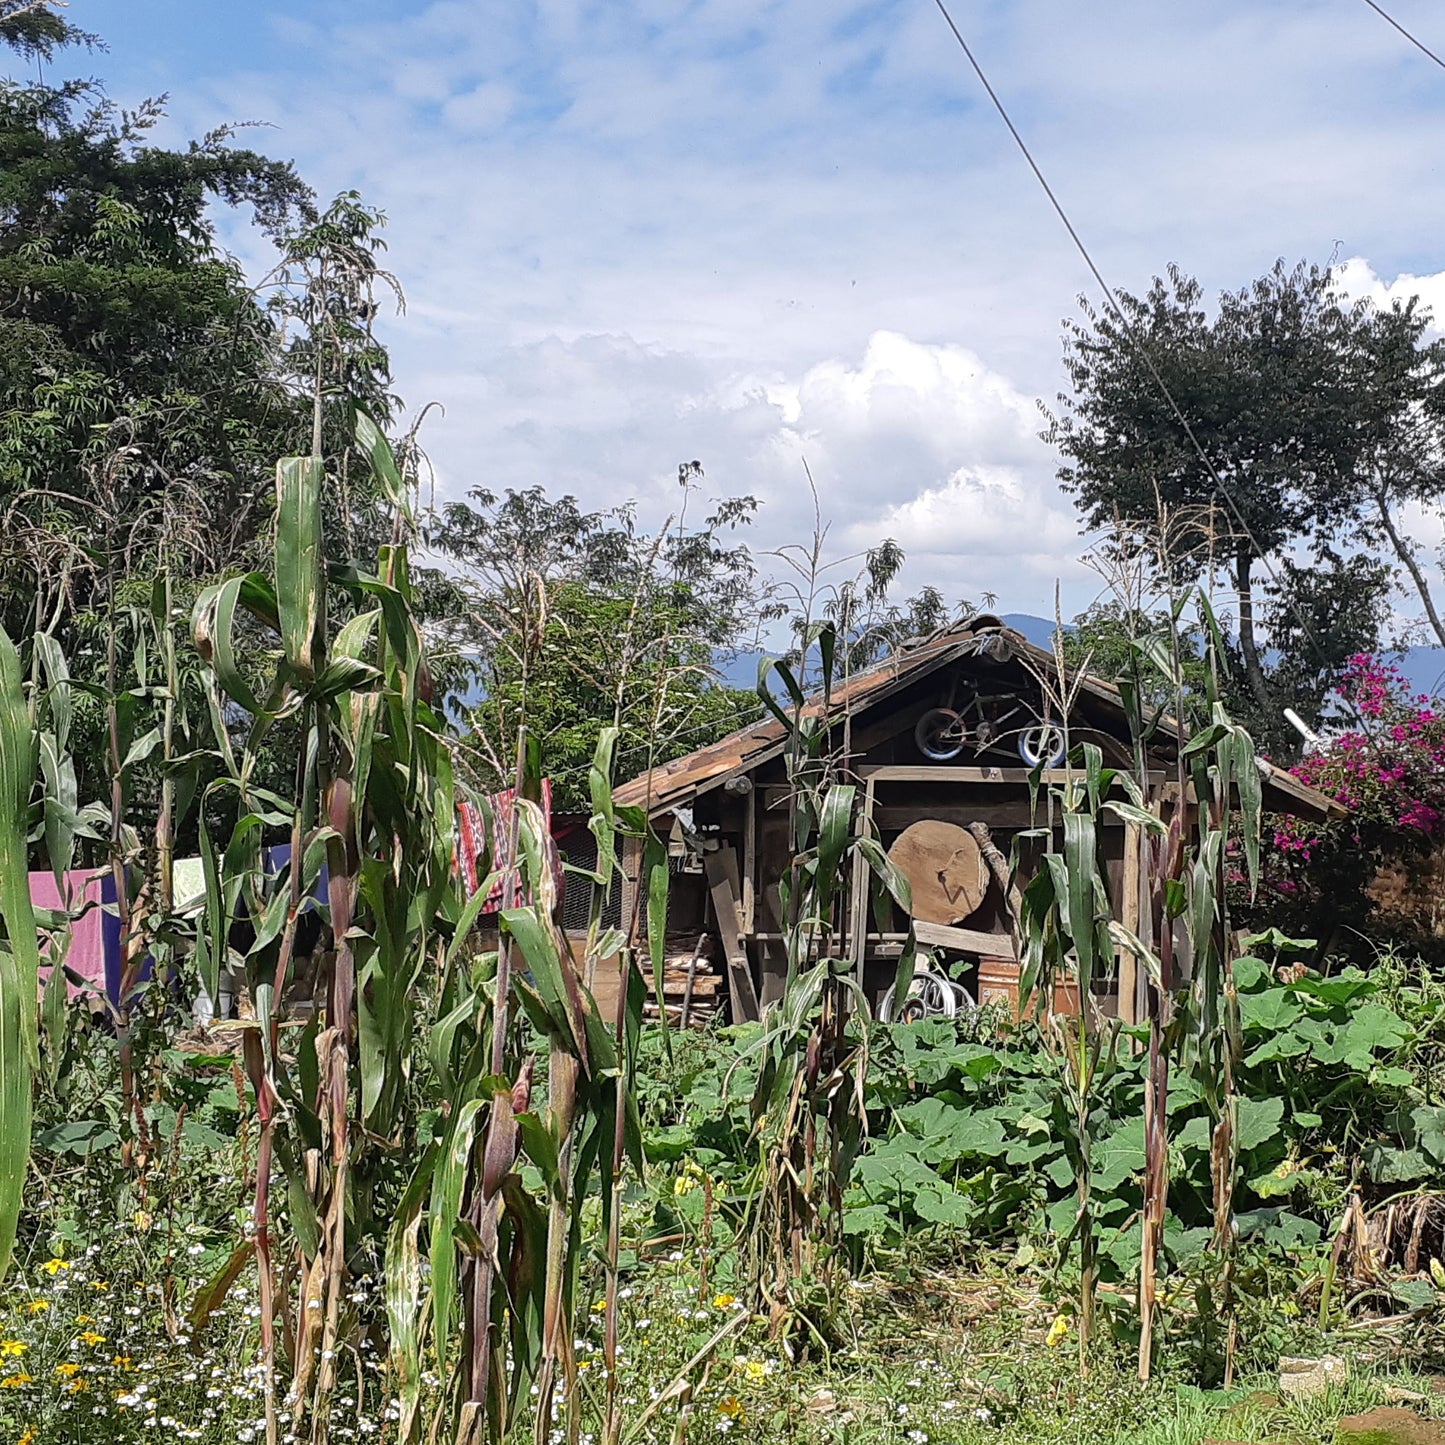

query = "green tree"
[1060, 600, 1212, 720]
[1047, 260, 1438, 751]
[0, 19, 432, 813]
[429, 473, 770, 809]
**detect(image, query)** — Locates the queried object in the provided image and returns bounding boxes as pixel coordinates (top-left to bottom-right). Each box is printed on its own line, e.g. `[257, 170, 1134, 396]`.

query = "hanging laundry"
[456, 780, 565, 911]
[29, 868, 113, 1003]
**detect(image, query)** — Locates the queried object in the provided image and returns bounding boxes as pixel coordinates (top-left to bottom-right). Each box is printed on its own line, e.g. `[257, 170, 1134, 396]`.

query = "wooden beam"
[858, 765, 1166, 784]
[911, 920, 1015, 955]
[872, 804, 1126, 831]
[741, 785, 756, 933]
[845, 696, 935, 754]
[704, 846, 760, 1023]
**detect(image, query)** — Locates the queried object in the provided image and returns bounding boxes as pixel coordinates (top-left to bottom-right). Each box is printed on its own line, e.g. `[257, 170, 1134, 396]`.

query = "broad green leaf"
[0, 625, 37, 1281]
[913, 1186, 974, 1228]
[1411, 1105, 1445, 1163]
[276, 456, 325, 682]
[1239, 988, 1302, 1032]
[1236, 1095, 1284, 1152]
[1093, 1117, 1146, 1191]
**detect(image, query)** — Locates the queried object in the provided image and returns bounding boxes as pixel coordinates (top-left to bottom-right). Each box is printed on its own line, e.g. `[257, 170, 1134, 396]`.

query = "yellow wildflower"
[591, 1298, 608, 1313]
[67, 1376, 87, 1393]
[1045, 1314, 1071, 1348]
[53, 1363, 81, 1378]
[79, 1331, 104, 1347]
[88, 1281, 108, 1292]
[0, 1342, 25, 1359]
[19, 1429, 36, 1445]
[712, 1293, 737, 1310]
[0, 1373, 32, 1387]
[74, 1315, 94, 1326]
[38, 1258, 69, 1277]
[738, 1358, 768, 1382]
[111, 1355, 134, 1371]
[718, 1397, 744, 1420]
[22, 1302, 47, 1316]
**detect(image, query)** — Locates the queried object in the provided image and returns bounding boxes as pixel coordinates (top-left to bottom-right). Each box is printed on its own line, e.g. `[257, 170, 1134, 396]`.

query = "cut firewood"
[887, 820, 986, 924]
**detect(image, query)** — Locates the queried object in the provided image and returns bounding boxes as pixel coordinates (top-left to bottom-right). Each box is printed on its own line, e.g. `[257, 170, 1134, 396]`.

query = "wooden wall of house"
[674, 656, 1155, 1023]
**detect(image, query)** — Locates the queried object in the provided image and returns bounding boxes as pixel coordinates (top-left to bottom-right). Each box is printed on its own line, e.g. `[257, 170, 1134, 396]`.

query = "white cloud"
[95, 0, 1445, 620]
[1334, 256, 1445, 334]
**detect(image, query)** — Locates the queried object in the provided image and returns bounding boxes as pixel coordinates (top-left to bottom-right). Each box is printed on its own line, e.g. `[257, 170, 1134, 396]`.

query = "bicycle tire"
[915, 707, 968, 761]
[1018, 723, 1067, 768]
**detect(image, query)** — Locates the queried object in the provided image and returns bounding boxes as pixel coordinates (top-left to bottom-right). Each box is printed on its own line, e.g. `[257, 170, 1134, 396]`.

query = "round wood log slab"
[887, 821, 987, 924]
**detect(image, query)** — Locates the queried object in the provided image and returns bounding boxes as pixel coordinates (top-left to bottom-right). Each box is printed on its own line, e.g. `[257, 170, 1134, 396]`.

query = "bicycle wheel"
[1018, 723, 1067, 768]
[915, 707, 968, 760]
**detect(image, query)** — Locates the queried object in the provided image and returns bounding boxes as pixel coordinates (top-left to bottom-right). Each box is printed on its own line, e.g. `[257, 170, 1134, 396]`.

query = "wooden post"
[703, 846, 761, 1023]
[679, 931, 708, 1029]
[741, 784, 756, 933]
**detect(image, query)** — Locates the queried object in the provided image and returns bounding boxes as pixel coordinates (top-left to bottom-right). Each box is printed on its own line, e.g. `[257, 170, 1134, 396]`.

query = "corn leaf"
[0, 625, 38, 1281]
[429, 1095, 488, 1371]
[276, 456, 326, 682]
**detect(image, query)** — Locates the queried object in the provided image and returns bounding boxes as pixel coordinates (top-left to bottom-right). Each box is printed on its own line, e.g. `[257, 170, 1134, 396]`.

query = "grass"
[562, 1251, 1444, 1445]
[0, 1175, 1440, 1445]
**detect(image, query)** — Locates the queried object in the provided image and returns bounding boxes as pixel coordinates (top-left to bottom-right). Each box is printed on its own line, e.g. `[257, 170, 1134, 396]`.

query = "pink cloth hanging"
[29, 868, 110, 1000]
[456, 780, 563, 911]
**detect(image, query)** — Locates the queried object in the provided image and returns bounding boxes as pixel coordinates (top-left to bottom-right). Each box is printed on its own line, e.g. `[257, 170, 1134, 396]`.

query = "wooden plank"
[741, 784, 756, 933]
[911, 920, 1015, 955]
[859, 764, 1166, 784]
[872, 804, 1126, 831]
[704, 846, 761, 1023]
[846, 697, 935, 755]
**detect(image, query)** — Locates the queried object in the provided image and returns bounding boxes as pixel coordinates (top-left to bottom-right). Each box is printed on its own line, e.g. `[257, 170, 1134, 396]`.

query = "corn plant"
[740, 618, 915, 1339]
[384, 727, 652, 1445]
[1056, 532, 1264, 1381]
[0, 626, 42, 1282]
[0, 611, 115, 1282]
[1012, 740, 1143, 1368]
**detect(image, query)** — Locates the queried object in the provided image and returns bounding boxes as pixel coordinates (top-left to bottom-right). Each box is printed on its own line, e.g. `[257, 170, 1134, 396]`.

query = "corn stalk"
[740, 620, 915, 1340]
[387, 725, 653, 1445]
[1013, 739, 1147, 1369]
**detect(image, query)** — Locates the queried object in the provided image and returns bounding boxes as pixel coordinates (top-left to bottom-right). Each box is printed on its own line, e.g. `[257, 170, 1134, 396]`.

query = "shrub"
[1253, 654, 1445, 953]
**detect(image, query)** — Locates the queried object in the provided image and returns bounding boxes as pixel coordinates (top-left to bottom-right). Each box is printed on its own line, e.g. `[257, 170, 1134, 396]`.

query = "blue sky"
[39, 0, 1445, 623]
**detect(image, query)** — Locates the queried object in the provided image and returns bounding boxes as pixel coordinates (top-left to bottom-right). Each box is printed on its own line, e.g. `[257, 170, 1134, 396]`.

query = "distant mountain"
[716, 613, 1445, 701]
[1000, 612, 1064, 648]
[1001, 612, 1445, 700]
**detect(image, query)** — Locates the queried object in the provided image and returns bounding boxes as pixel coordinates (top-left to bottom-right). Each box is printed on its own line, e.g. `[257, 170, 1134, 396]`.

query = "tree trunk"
[1376, 488, 1445, 650]
[1233, 546, 1272, 716]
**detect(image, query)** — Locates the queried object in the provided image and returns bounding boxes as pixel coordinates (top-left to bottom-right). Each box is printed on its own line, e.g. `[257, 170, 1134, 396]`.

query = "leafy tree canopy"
[1048, 260, 1445, 754]
[0, 16, 433, 813]
[428, 472, 773, 809]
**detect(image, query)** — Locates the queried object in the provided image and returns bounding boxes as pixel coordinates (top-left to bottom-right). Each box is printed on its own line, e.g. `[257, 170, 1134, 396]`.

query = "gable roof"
[614, 614, 1347, 824]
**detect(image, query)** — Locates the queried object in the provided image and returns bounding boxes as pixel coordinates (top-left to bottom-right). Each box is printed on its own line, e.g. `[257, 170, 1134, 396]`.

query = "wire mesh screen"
[559, 831, 622, 933]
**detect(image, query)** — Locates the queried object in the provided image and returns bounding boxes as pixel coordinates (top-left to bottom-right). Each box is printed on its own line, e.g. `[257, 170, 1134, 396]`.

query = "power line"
[1359, 0, 1445, 72]
[928, 0, 1387, 741]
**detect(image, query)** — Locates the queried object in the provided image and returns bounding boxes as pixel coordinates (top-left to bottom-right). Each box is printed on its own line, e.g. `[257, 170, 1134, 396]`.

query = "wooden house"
[613, 614, 1344, 1026]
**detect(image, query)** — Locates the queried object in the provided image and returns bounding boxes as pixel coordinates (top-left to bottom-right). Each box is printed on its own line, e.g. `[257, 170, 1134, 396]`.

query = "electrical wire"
[929, 0, 1398, 743]
[1359, 0, 1445, 73]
